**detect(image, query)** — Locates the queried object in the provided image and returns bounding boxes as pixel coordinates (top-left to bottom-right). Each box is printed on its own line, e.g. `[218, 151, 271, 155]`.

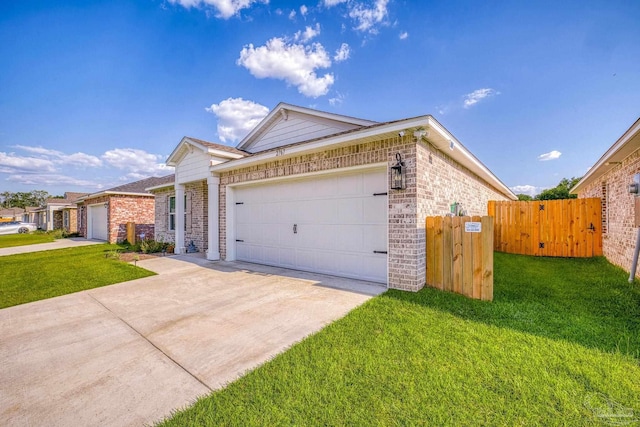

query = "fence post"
[126, 222, 136, 244]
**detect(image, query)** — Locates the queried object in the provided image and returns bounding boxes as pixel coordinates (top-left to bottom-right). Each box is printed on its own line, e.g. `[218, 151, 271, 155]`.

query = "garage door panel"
[364, 225, 387, 250]
[337, 174, 363, 196]
[364, 197, 387, 223]
[235, 169, 387, 284]
[338, 198, 364, 224]
[89, 205, 108, 241]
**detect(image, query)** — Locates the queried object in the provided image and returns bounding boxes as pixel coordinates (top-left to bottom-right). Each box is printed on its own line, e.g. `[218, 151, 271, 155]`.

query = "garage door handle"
[293, 224, 297, 234]
[373, 250, 387, 254]
[236, 239, 244, 242]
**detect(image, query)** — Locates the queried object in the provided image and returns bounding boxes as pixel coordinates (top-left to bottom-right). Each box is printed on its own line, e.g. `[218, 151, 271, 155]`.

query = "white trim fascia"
[167, 137, 245, 167]
[214, 115, 516, 201]
[426, 117, 517, 200]
[216, 116, 430, 172]
[78, 191, 153, 202]
[146, 183, 175, 192]
[571, 117, 640, 194]
[236, 102, 378, 151]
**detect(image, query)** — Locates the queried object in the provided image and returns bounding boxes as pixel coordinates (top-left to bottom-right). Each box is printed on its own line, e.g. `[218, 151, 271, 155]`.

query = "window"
[169, 196, 176, 231]
[63, 211, 69, 227]
[168, 194, 187, 232]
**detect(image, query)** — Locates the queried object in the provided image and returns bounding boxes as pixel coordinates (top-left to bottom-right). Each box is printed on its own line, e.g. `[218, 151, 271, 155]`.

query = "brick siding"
[152, 184, 208, 252]
[218, 135, 510, 291]
[578, 149, 640, 276]
[78, 195, 155, 243]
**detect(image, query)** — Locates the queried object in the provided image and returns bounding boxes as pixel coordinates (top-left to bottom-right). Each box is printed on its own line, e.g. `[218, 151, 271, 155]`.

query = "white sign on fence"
[465, 222, 482, 233]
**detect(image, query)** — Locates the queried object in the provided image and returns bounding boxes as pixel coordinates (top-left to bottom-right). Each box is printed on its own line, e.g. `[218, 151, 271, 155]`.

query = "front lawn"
[160, 254, 640, 426]
[0, 232, 56, 248]
[0, 244, 155, 309]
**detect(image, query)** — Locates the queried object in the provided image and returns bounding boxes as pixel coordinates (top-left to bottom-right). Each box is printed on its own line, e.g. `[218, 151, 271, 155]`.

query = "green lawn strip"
[0, 233, 56, 248]
[160, 253, 640, 426]
[0, 244, 155, 308]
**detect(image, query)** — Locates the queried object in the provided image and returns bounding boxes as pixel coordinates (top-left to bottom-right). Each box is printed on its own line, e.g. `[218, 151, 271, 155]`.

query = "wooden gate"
[426, 216, 493, 301]
[487, 199, 602, 257]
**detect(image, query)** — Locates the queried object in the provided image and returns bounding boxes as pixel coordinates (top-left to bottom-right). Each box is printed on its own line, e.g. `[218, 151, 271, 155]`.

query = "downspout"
[629, 228, 640, 283]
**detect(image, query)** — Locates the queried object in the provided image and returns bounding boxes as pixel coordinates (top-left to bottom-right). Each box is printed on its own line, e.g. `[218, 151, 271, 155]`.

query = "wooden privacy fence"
[488, 199, 603, 257]
[426, 216, 494, 301]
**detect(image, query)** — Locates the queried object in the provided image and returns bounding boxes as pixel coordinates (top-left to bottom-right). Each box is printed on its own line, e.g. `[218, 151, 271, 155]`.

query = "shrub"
[139, 239, 166, 254]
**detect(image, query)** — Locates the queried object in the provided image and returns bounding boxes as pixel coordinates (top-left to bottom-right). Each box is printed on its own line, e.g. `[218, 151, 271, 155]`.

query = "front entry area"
[233, 168, 388, 284]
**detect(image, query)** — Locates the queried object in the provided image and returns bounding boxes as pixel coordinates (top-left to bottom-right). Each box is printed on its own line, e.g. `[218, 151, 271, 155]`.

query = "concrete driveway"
[0, 255, 385, 426]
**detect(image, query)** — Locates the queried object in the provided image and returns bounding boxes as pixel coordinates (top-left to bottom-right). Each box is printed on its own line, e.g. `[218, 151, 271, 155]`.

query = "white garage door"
[89, 204, 108, 241]
[234, 169, 388, 283]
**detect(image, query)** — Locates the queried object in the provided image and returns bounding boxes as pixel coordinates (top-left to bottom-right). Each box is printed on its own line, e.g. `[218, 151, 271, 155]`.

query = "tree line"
[0, 190, 63, 209]
[516, 177, 581, 201]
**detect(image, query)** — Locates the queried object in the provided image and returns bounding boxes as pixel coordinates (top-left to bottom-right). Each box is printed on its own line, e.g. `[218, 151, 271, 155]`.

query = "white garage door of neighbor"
[89, 204, 108, 241]
[235, 169, 388, 283]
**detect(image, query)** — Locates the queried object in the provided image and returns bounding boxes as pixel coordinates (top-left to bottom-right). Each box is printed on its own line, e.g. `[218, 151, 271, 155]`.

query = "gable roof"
[166, 137, 245, 167]
[236, 102, 377, 153]
[571, 117, 640, 194]
[212, 113, 517, 200]
[45, 192, 88, 205]
[78, 174, 176, 202]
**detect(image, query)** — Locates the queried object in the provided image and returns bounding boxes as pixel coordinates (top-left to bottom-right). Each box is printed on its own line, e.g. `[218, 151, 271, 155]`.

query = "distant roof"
[106, 174, 176, 194]
[0, 207, 25, 216]
[79, 174, 176, 202]
[46, 192, 88, 204]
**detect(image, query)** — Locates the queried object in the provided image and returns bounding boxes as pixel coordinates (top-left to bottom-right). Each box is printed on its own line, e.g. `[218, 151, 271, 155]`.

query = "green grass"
[159, 254, 640, 426]
[0, 232, 56, 248]
[0, 244, 155, 308]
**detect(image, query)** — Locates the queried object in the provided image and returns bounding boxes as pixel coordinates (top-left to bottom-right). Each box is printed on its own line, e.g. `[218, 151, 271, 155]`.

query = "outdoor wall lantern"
[104, 202, 109, 209]
[391, 152, 406, 190]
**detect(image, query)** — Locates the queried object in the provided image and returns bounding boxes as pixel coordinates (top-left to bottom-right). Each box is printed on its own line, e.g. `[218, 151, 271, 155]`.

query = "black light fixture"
[391, 152, 406, 190]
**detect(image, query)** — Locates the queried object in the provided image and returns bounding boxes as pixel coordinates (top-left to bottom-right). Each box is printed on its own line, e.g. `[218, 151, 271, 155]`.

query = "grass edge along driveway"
[0, 233, 56, 249]
[0, 244, 155, 309]
[159, 254, 640, 427]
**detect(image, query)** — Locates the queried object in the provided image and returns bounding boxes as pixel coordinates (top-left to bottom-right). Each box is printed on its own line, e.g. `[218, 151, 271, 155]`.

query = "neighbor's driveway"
[0, 256, 384, 427]
[0, 237, 103, 257]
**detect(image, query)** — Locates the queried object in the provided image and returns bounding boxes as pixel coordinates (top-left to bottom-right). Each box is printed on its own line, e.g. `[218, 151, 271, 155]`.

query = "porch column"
[206, 176, 220, 261]
[175, 184, 186, 254]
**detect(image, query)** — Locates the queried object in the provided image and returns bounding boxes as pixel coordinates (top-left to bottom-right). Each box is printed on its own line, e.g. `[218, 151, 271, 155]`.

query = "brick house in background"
[33, 192, 87, 231]
[77, 175, 174, 243]
[572, 117, 640, 277]
[151, 103, 516, 291]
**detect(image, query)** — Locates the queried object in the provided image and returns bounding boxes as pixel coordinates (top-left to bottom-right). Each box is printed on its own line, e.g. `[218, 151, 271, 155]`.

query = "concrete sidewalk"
[0, 256, 385, 426]
[0, 238, 104, 256]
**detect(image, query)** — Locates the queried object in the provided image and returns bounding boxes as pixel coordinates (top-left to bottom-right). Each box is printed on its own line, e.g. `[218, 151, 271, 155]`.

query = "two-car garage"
[231, 168, 388, 284]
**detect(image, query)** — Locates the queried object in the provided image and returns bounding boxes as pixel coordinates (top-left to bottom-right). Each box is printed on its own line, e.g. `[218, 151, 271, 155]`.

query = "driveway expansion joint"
[86, 292, 213, 393]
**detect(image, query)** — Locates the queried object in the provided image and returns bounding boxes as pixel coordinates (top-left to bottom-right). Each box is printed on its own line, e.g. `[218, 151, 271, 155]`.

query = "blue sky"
[1, 0, 639, 197]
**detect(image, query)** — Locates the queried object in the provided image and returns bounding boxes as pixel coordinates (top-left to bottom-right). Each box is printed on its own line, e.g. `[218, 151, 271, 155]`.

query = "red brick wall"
[110, 196, 155, 243]
[78, 195, 155, 243]
[578, 149, 640, 276]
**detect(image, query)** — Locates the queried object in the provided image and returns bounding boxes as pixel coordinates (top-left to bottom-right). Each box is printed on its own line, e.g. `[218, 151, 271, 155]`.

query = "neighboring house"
[77, 175, 174, 243]
[0, 207, 25, 222]
[37, 193, 87, 231]
[150, 103, 516, 291]
[22, 207, 39, 224]
[571, 117, 640, 277]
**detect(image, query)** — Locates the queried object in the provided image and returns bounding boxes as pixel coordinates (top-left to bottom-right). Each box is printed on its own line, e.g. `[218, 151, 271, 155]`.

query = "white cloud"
[237, 37, 335, 97]
[300, 5, 308, 16]
[288, 10, 296, 20]
[294, 24, 321, 42]
[6, 173, 104, 188]
[13, 145, 102, 168]
[102, 148, 172, 175]
[167, 0, 268, 19]
[538, 150, 562, 161]
[349, 0, 389, 33]
[334, 43, 350, 62]
[206, 97, 269, 143]
[399, 31, 408, 40]
[463, 88, 500, 108]
[329, 92, 346, 106]
[0, 152, 57, 173]
[510, 185, 539, 197]
[323, 0, 347, 7]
